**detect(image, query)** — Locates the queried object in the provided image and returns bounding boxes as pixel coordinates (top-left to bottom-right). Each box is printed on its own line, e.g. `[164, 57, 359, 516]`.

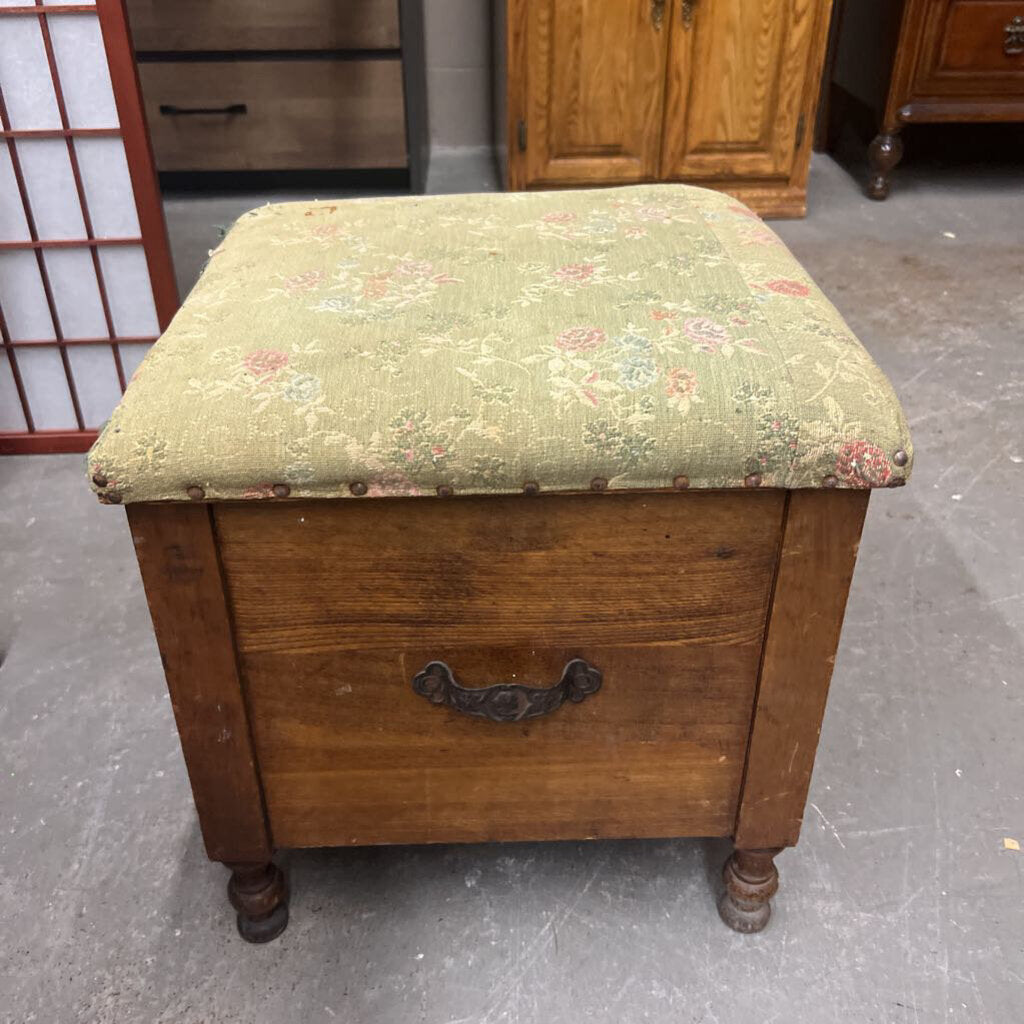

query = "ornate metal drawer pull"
[651, 0, 666, 29]
[411, 659, 602, 723]
[1006, 16, 1024, 56]
[681, 0, 698, 28]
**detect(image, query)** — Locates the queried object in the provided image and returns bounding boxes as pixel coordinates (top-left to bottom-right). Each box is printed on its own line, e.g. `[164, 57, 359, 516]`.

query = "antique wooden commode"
[89, 185, 911, 942]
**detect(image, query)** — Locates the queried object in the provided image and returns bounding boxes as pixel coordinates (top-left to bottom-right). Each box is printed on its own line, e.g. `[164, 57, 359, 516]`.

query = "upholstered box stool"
[90, 185, 911, 942]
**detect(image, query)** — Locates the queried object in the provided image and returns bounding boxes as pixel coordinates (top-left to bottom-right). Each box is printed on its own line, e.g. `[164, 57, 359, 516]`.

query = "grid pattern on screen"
[0, 0, 176, 454]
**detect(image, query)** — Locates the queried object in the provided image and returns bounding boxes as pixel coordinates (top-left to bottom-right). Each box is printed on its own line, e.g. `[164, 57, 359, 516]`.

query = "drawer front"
[127, 0, 400, 52]
[241, 642, 766, 847]
[915, 1, 1024, 95]
[216, 492, 785, 847]
[140, 60, 406, 171]
[940, 3, 1024, 73]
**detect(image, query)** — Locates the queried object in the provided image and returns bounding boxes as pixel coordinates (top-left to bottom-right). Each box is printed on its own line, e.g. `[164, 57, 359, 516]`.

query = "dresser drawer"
[216, 492, 785, 847]
[127, 0, 400, 52]
[938, 3, 1024, 74]
[140, 59, 406, 171]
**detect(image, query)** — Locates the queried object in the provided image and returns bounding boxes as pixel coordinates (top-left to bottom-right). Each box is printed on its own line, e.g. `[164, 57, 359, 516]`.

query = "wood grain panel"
[216, 492, 786, 655]
[246, 641, 766, 846]
[933, 1, 1024, 81]
[734, 489, 869, 850]
[217, 490, 785, 847]
[126, 0, 400, 52]
[518, 0, 671, 186]
[140, 59, 406, 171]
[660, 0, 822, 180]
[880, 0, 1024, 131]
[127, 504, 271, 863]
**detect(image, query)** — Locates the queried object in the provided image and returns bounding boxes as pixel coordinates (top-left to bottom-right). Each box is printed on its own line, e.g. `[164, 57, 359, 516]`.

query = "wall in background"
[422, 0, 491, 149]
[421, 0, 494, 190]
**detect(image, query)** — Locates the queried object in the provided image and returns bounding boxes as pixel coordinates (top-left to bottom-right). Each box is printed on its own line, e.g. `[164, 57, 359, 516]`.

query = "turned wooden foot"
[867, 131, 903, 200]
[718, 847, 780, 934]
[227, 861, 288, 943]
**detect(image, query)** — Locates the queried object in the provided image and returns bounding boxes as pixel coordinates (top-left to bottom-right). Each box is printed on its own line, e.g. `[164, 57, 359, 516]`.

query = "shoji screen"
[0, 0, 176, 454]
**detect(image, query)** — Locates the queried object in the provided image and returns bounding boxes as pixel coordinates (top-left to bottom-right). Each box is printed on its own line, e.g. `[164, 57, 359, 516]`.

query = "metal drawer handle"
[681, 0, 697, 28]
[651, 0, 666, 29]
[411, 659, 602, 723]
[159, 103, 247, 116]
[1006, 15, 1024, 56]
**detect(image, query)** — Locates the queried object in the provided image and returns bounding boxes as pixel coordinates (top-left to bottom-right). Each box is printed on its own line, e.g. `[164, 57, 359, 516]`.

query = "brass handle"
[411, 659, 602, 723]
[681, 0, 697, 28]
[651, 0, 666, 29]
[1006, 15, 1024, 56]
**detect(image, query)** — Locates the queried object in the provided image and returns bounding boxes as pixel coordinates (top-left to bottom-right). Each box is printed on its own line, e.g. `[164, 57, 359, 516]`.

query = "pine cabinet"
[495, 0, 833, 217]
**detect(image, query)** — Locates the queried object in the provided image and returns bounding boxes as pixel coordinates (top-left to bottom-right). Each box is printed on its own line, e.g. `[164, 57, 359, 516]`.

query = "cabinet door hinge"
[794, 113, 806, 153]
[517, 119, 527, 152]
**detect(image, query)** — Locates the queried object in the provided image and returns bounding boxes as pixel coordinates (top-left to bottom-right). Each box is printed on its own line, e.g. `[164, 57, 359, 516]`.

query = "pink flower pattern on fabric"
[554, 263, 596, 283]
[555, 326, 607, 353]
[243, 349, 289, 379]
[835, 441, 892, 487]
[765, 279, 811, 298]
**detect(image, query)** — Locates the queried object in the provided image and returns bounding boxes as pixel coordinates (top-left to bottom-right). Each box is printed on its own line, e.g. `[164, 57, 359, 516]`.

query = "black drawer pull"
[411, 659, 602, 723]
[159, 103, 247, 116]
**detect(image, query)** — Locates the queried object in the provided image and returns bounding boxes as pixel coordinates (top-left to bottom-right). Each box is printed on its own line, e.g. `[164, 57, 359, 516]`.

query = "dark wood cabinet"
[829, 0, 1024, 198]
[126, 0, 419, 181]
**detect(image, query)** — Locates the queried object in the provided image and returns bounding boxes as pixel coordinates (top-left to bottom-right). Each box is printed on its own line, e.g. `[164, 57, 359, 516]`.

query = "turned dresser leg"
[226, 861, 289, 943]
[867, 131, 903, 200]
[718, 847, 781, 934]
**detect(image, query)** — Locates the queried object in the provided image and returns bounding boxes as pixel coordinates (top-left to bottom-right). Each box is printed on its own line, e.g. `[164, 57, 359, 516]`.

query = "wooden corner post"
[736, 488, 870, 848]
[720, 489, 869, 932]
[128, 503, 288, 941]
[127, 502, 271, 864]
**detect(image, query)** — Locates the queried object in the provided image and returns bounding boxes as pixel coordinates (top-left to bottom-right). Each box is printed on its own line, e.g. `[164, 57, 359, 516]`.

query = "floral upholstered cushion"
[88, 185, 911, 504]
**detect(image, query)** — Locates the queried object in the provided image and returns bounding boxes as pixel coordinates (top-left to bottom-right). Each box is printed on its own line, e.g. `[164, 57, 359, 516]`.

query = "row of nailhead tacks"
[94, 448, 907, 503]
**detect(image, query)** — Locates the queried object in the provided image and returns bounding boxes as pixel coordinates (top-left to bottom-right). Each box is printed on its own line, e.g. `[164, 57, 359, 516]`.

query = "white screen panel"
[0, 16, 60, 130]
[117, 342, 151, 384]
[0, 252, 54, 340]
[67, 343, 121, 428]
[17, 345, 77, 429]
[75, 137, 140, 238]
[48, 14, 119, 130]
[15, 138, 87, 240]
[43, 247, 108, 339]
[0, 146, 30, 241]
[0, 349, 29, 432]
[98, 246, 159, 337]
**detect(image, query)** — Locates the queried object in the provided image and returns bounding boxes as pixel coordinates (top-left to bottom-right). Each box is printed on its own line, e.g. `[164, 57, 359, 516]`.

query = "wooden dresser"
[126, 0, 410, 177]
[828, 0, 1024, 198]
[494, 0, 834, 217]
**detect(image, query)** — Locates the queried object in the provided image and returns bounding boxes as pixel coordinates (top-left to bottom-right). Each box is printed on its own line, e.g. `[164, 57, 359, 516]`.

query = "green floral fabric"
[88, 184, 911, 504]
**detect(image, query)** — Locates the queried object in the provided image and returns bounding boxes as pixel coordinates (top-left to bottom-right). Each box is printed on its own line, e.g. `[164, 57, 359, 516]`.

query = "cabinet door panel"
[661, 0, 819, 180]
[522, 0, 670, 186]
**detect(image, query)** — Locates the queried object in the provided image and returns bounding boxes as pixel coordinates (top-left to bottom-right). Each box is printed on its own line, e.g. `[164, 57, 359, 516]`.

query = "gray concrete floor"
[2, 155, 1023, 1022]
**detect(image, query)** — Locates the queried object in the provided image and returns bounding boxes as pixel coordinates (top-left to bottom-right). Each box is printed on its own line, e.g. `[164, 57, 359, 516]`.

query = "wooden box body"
[128, 488, 868, 865]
